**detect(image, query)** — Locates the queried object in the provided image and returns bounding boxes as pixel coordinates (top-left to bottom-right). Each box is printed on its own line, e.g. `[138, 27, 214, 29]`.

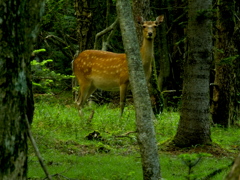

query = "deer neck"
[140, 38, 154, 80]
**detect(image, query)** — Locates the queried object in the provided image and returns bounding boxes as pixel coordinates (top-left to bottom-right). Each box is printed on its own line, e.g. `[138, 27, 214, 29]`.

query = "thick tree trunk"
[151, 0, 171, 111]
[211, 0, 237, 127]
[0, 0, 45, 179]
[158, 22, 170, 92]
[173, 0, 212, 147]
[152, 0, 171, 92]
[166, 0, 186, 108]
[73, 0, 93, 102]
[74, 0, 93, 52]
[116, 1, 161, 179]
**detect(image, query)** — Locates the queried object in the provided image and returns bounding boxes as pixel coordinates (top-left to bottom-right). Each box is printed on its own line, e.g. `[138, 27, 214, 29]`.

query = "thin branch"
[234, 13, 240, 22]
[25, 115, 53, 180]
[45, 35, 72, 59]
[161, 90, 177, 93]
[46, 35, 68, 46]
[94, 18, 119, 49]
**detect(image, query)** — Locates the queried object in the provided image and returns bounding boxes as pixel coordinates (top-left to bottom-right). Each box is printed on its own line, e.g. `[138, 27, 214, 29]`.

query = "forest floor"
[28, 92, 240, 180]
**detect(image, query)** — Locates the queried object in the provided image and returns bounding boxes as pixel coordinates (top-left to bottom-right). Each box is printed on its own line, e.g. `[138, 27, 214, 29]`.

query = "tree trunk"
[0, 0, 45, 179]
[74, 0, 93, 52]
[173, 0, 212, 147]
[233, 3, 240, 122]
[132, 0, 151, 45]
[152, 0, 171, 92]
[73, 0, 93, 102]
[210, 0, 237, 127]
[116, 1, 161, 179]
[150, 0, 172, 111]
[225, 153, 240, 180]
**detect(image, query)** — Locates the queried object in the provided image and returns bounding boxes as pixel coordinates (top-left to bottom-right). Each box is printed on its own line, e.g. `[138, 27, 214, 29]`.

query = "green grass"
[28, 92, 239, 180]
[212, 126, 240, 152]
[29, 154, 143, 180]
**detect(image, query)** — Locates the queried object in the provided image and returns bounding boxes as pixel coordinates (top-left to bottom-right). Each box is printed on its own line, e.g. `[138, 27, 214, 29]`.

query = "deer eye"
[142, 25, 146, 28]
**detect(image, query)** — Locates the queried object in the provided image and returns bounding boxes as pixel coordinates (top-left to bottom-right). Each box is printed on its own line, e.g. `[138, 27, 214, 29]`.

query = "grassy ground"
[28, 92, 240, 180]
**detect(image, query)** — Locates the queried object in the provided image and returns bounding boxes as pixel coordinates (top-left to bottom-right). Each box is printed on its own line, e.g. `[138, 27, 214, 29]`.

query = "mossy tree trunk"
[74, 0, 93, 52]
[152, 0, 171, 93]
[151, 0, 172, 111]
[210, 0, 238, 127]
[173, 0, 212, 147]
[0, 0, 45, 179]
[116, 0, 161, 179]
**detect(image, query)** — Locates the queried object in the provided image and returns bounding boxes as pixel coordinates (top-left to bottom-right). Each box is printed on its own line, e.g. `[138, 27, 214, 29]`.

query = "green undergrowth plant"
[177, 153, 233, 180]
[155, 111, 180, 142]
[31, 49, 73, 94]
[211, 125, 240, 152]
[160, 154, 232, 180]
[179, 153, 211, 180]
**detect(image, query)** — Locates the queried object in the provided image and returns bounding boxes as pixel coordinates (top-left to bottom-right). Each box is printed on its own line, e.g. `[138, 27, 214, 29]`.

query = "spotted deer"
[73, 15, 164, 116]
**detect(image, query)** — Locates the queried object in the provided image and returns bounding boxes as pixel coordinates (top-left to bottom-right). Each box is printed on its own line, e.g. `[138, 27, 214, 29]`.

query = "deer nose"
[148, 32, 152, 36]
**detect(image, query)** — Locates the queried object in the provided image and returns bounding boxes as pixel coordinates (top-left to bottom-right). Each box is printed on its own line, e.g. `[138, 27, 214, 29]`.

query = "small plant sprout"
[179, 153, 212, 180]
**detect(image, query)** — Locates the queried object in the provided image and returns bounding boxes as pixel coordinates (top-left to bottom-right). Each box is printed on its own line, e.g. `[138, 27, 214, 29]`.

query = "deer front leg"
[119, 83, 128, 117]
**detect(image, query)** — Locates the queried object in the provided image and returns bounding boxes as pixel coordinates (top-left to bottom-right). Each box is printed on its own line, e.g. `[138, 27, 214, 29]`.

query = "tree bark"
[173, 0, 212, 147]
[74, 0, 93, 52]
[153, 0, 171, 93]
[116, 1, 161, 179]
[0, 0, 45, 179]
[132, 0, 151, 45]
[210, 0, 237, 127]
[225, 153, 240, 180]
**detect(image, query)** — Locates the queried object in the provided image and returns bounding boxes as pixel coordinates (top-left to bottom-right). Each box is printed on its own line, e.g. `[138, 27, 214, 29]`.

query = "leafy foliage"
[31, 49, 73, 93]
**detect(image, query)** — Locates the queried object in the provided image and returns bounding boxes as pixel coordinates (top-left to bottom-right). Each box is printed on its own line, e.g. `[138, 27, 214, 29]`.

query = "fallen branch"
[114, 131, 137, 138]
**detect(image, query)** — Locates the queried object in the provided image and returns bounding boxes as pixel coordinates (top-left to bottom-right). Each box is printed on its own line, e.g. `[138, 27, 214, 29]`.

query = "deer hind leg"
[77, 82, 96, 116]
[119, 83, 128, 117]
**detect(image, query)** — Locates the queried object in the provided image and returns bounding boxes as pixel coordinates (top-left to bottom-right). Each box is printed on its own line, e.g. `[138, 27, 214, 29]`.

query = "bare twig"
[94, 18, 119, 49]
[161, 90, 177, 93]
[25, 115, 53, 180]
[45, 35, 72, 59]
[45, 35, 67, 46]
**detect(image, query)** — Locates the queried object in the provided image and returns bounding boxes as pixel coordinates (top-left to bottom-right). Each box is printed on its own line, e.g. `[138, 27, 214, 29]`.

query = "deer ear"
[155, 15, 164, 26]
[136, 16, 144, 25]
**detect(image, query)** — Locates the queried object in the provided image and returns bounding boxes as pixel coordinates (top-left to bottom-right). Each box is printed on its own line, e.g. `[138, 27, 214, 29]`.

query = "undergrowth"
[28, 92, 239, 180]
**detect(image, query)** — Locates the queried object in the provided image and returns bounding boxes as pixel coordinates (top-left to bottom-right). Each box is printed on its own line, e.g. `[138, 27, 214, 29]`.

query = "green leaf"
[33, 49, 46, 53]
